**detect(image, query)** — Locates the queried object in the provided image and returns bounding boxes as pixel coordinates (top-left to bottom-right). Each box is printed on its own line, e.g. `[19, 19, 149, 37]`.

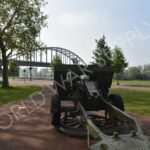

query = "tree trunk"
[2, 52, 9, 88]
[116, 72, 120, 85]
[0, 37, 9, 88]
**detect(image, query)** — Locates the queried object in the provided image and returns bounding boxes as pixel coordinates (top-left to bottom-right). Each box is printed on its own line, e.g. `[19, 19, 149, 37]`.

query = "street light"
[23, 69, 26, 83]
[29, 67, 32, 81]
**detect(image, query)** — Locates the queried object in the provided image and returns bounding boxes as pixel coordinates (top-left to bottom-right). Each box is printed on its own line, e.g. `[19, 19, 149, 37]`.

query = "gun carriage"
[50, 64, 150, 150]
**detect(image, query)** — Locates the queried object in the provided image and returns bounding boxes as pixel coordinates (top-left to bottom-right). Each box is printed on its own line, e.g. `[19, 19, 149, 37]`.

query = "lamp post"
[23, 69, 26, 83]
[29, 48, 32, 81]
[29, 67, 32, 81]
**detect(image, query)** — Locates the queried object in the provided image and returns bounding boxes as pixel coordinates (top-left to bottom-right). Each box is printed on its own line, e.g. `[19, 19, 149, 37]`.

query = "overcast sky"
[41, 0, 150, 66]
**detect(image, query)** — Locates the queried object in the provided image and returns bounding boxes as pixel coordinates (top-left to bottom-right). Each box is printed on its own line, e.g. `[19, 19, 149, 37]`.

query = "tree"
[143, 64, 150, 79]
[9, 59, 19, 80]
[0, 0, 47, 88]
[112, 46, 128, 85]
[92, 35, 112, 66]
[51, 55, 62, 72]
[126, 66, 144, 80]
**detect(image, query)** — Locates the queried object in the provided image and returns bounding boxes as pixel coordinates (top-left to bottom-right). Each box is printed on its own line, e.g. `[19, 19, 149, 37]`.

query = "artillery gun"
[50, 64, 150, 150]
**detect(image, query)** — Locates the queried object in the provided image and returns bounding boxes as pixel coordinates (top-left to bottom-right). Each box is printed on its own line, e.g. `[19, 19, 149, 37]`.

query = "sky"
[41, 0, 150, 66]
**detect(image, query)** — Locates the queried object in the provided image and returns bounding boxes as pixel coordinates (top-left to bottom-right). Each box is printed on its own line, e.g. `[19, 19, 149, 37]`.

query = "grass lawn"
[110, 88, 150, 115]
[0, 86, 42, 105]
[112, 80, 150, 86]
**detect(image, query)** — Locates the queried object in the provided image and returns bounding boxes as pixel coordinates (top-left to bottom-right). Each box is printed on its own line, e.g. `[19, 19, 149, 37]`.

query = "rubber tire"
[108, 94, 124, 111]
[51, 95, 61, 126]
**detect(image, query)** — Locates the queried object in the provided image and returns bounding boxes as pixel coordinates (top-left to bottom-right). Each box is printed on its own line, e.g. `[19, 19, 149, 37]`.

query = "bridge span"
[0, 47, 86, 67]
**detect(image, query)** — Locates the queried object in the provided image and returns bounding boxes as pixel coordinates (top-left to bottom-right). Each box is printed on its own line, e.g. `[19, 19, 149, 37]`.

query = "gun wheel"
[50, 95, 61, 126]
[109, 94, 124, 111]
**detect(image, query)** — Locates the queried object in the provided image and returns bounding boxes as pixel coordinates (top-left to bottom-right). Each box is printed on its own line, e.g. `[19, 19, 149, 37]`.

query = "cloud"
[56, 13, 93, 27]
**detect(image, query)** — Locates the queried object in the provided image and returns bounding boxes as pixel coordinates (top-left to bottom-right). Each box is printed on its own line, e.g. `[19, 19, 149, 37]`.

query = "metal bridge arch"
[0, 47, 86, 67]
[42, 47, 86, 65]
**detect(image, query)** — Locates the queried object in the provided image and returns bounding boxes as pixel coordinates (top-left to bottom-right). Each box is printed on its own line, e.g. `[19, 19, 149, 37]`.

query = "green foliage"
[92, 35, 112, 66]
[126, 66, 143, 80]
[0, 0, 48, 87]
[112, 46, 128, 73]
[116, 64, 150, 80]
[112, 46, 128, 84]
[51, 55, 62, 72]
[9, 59, 19, 78]
[143, 64, 150, 79]
[0, 0, 47, 52]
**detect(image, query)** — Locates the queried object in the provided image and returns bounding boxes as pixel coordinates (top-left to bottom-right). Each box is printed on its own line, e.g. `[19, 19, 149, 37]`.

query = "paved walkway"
[9, 79, 53, 87]
[0, 86, 87, 150]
